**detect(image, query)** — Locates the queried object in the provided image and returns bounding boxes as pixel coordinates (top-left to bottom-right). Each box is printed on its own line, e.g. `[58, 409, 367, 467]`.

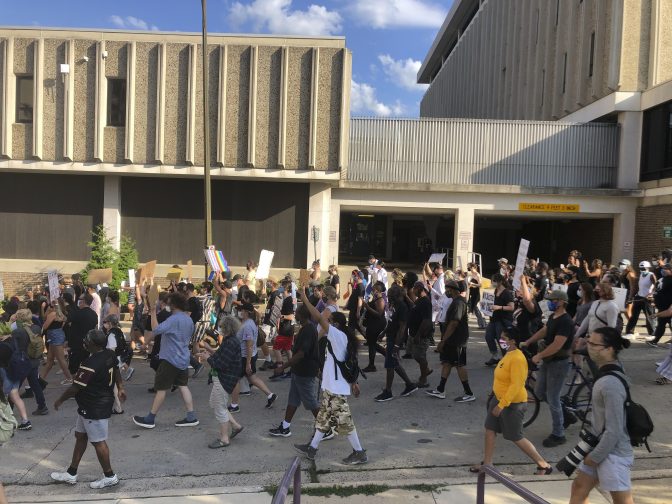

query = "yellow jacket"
[493, 348, 528, 409]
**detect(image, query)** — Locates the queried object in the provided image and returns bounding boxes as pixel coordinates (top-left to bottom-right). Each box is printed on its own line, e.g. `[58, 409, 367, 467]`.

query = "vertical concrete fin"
[216, 44, 227, 166]
[308, 47, 319, 170]
[33, 38, 44, 160]
[247, 45, 258, 168]
[94, 40, 106, 162]
[155, 42, 166, 164]
[338, 49, 351, 174]
[64, 39, 75, 161]
[125, 41, 136, 163]
[277, 46, 288, 169]
[1, 37, 15, 158]
[186, 43, 198, 165]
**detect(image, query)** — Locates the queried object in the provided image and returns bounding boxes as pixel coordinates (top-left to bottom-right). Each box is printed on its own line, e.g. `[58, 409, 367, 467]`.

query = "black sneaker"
[646, 341, 659, 348]
[18, 421, 32, 431]
[294, 443, 317, 460]
[269, 423, 292, 437]
[20, 389, 34, 399]
[228, 404, 240, 413]
[265, 393, 277, 409]
[484, 358, 500, 367]
[374, 390, 393, 402]
[32, 406, 49, 416]
[39, 377, 48, 390]
[542, 434, 567, 448]
[400, 384, 419, 397]
[147, 387, 156, 394]
[175, 418, 200, 427]
[132, 415, 156, 429]
[342, 449, 368, 465]
[362, 365, 377, 373]
[239, 390, 252, 396]
[323, 427, 336, 441]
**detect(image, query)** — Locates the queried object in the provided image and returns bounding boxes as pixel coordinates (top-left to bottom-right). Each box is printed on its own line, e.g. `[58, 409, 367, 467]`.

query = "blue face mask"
[547, 301, 558, 312]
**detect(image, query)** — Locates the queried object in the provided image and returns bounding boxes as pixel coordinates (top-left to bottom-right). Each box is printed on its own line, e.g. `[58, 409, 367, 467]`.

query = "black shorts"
[154, 360, 189, 391]
[440, 345, 467, 367]
[241, 355, 258, 377]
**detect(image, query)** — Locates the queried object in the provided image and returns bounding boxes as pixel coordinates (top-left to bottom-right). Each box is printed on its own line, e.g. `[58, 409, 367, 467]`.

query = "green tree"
[117, 235, 139, 277]
[81, 225, 119, 287]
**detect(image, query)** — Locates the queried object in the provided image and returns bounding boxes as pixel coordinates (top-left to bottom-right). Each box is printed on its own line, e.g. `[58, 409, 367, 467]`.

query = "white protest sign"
[428, 253, 446, 265]
[511, 238, 530, 291]
[551, 283, 568, 293]
[47, 270, 60, 302]
[539, 300, 551, 323]
[128, 269, 136, 288]
[0, 278, 4, 300]
[257, 249, 275, 280]
[480, 291, 495, 317]
[613, 286, 627, 311]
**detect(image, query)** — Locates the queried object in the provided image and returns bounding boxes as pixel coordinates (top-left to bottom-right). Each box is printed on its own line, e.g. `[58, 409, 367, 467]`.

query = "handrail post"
[293, 463, 301, 503]
[476, 470, 485, 504]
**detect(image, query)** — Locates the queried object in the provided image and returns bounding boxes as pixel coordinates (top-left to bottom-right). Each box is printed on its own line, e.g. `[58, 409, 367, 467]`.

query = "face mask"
[577, 289, 583, 298]
[619, 265, 626, 272]
[547, 301, 558, 312]
[492, 282, 500, 289]
[498, 338, 509, 351]
[165, 306, 171, 312]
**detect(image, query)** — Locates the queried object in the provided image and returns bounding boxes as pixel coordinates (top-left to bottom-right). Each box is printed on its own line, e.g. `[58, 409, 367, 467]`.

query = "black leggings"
[365, 322, 386, 367]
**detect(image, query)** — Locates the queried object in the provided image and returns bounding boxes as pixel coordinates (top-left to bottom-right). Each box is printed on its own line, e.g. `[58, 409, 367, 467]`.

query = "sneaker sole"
[455, 398, 476, 403]
[400, 388, 418, 397]
[425, 392, 445, 399]
[175, 421, 200, 427]
[90, 480, 119, 489]
[375, 396, 394, 402]
[51, 477, 77, 485]
[132, 418, 156, 429]
[269, 432, 292, 437]
[344, 459, 368, 465]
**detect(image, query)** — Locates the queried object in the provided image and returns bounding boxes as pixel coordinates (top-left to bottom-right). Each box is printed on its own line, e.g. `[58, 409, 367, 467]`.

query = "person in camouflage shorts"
[314, 390, 355, 435]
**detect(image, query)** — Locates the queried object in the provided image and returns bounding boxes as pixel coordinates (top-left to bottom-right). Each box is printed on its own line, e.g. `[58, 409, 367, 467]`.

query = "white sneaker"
[644, 336, 656, 342]
[425, 389, 446, 399]
[623, 333, 636, 341]
[124, 367, 135, 381]
[89, 474, 119, 489]
[50, 471, 77, 485]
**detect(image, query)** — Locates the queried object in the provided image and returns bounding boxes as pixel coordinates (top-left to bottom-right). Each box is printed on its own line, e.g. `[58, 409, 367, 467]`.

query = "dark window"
[107, 78, 126, 127]
[589, 32, 595, 77]
[562, 53, 568, 94]
[16, 75, 33, 124]
[641, 100, 672, 182]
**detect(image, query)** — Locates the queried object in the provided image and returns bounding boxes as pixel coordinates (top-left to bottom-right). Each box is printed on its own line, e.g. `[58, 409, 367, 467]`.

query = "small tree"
[117, 235, 139, 278]
[81, 225, 121, 289]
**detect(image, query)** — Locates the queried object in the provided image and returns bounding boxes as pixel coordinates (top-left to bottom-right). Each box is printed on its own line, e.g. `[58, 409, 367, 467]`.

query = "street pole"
[202, 0, 212, 280]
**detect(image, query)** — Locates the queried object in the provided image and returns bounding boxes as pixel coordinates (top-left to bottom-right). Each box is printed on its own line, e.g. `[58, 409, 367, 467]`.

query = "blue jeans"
[485, 320, 510, 357]
[535, 358, 570, 437]
[26, 364, 46, 410]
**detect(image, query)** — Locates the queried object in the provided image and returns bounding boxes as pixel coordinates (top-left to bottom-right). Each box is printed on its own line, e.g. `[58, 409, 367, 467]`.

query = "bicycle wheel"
[523, 384, 540, 428]
[571, 382, 592, 422]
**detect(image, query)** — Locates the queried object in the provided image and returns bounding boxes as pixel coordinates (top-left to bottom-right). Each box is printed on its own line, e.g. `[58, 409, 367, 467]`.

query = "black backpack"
[5, 338, 32, 381]
[602, 371, 654, 452]
[326, 339, 365, 384]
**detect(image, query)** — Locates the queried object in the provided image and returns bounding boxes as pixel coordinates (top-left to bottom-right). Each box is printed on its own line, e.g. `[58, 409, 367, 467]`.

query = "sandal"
[469, 462, 484, 473]
[535, 465, 553, 475]
[208, 439, 230, 449]
[231, 426, 244, 439]
[655, 377, 671, 385]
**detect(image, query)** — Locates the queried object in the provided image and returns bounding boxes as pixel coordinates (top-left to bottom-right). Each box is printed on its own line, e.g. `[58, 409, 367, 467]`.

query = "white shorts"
[209, 380, 231, 424]
[74, 415, 109, 443]
[578, 453, 634, 492]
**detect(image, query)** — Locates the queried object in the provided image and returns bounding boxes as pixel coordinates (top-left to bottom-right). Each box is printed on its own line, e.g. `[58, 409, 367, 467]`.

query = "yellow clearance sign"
[519, 203, 580, 213]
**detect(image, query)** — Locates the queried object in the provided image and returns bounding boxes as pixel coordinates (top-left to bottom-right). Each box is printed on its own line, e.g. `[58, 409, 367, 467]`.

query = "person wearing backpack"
[569, 327, 635, 504]
[12, 309, 48, 416]
[294, 288, 368, 465]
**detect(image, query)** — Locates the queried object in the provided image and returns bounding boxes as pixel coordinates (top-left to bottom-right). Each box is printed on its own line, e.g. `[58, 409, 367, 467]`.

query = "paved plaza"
[3, 321, 671, 503]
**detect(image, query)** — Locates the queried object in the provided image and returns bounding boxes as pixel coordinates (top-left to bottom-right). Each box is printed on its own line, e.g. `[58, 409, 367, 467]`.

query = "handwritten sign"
[428, 253, 446, 265]
[480, 291, 495, 317]
[257, 249, 275, 280]
[512, 239, 530, 291]
[87, 268, 112, 285]
[147, 283, 160, 306]
[299, 269, 311, 286]
[128, 269, 136, 288]
[166, 268, 183, 282]
[613, 287, 627, 311]
[47, 270, 61, 302]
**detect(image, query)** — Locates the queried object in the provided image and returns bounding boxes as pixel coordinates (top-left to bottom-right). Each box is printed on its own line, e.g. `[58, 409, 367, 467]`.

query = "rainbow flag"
[204, 248, 230, 273]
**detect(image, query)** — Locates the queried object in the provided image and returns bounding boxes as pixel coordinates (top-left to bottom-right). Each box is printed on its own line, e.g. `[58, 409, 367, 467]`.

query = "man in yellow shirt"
[471, 327, 552, 475]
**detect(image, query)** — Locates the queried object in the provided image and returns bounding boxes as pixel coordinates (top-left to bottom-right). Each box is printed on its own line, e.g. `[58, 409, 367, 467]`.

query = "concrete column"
[94, 41, 106, 162]
[616, 111, 642, 189]
[247, 45, 258, 168]
[155, 43, 167, 164]
[611, 211, 636, 263]
[453, 207, 475, 271]
[308, 48, 319, 169]
[216, 45, 228, 166]
[277, 46, 288, 169]
[64, 39, 75, 161]
[103, 175, 122, 251]
[33, 38, 44, 160]
[328, 196, 340, 268]
[307, 183, 332, 268]
[186, 43, 198, 165]
[125, 41, 136, 163]
[1, 37, 15, 158]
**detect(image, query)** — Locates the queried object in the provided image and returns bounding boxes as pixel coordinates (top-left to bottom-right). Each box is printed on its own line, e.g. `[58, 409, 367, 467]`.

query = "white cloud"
[229, 0, 342, 36]
[350, 80, 405, 117]
[378, 54, 428, 92]
[110, 15, 159, 31]
[348, 0, 447, 29]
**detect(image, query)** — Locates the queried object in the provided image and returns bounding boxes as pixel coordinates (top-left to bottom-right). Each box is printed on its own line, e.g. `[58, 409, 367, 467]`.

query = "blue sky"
[0, 0, 453, 117]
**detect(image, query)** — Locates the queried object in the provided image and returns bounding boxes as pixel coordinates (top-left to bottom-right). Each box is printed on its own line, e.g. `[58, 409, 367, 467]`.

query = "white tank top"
[638, 273, 655, 297]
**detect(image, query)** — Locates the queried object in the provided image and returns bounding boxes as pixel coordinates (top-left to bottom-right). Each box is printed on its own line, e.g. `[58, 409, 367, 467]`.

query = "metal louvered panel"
[347, 117, 618, 188]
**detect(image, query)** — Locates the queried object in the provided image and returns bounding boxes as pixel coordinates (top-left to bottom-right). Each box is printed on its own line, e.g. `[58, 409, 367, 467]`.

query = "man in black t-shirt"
[523, 290, 574, 448]
[269, 304, 334, 439]
[408, 281, 434, 388]
[68, 293, 99, 376]
[651, 263, 672, 345]
[51, 329, 125, 489]
[427, 281, 474, 402]
[346, 271, 365, 333]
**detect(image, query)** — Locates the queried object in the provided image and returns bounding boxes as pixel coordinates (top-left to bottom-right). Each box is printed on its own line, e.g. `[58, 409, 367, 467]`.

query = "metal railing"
[477, 464, 550, 504]
[271, 456, 302, 504]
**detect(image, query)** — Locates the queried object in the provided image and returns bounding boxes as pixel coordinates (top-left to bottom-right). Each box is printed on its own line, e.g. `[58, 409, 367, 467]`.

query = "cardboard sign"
[257, 249, 274, 280]
[140, 261, 157, 283]
[512, 238, 530, 291]
[147, 283, 160, 306]
[88, 268, 113, 284]
[299, 269, 311, 286]
[186, 260, 193, 281]
[47, 270, 60, 302]
[551, 283, 568, 293]
[269, 293, 284, 327]
[204, 249, 229, 273]
[428, 253, 446, 265]
[166, 268, 183, 282]
[480, 291, 495, 317]
[613, 286, 628, 311]
[128, 269, 136, 288]
[539, 300, 551, 323]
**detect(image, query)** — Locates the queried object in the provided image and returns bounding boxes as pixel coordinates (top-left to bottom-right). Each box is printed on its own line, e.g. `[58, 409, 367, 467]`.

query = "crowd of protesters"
[0, 248, 667, 503]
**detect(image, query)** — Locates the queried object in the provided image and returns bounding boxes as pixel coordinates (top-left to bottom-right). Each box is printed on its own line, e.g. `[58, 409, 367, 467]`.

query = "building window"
[562, 53, 568, 93]
[641, 100, 672, 182]
[16, 75, 33, 124]
[107, 78, 127, 127]
[588, 32, 595, 77]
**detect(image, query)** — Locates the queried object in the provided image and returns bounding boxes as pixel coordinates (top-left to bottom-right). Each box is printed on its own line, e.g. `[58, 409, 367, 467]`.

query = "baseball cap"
[413, 280, 429, 293]
[240, 302, 256, 314]
[546, 290, 568, 302]
[231, 274, 243, 281]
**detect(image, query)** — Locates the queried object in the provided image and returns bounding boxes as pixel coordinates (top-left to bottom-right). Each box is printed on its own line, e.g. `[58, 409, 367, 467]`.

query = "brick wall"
[635, 205, 672, 262]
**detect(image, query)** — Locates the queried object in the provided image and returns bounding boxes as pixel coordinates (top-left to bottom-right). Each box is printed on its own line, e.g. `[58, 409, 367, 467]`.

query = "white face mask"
[577, 289, 583, 298]
[619, 265, 627, 272]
